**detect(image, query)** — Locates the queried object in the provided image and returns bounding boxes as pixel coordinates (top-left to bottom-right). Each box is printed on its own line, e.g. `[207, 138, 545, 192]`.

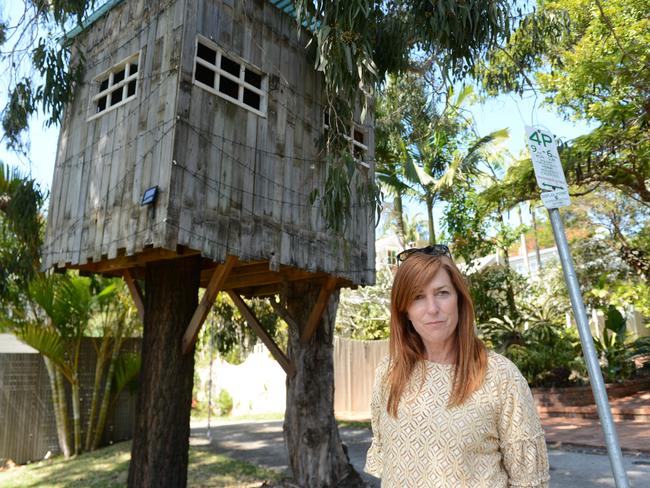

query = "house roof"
[64, 0, 306, 42]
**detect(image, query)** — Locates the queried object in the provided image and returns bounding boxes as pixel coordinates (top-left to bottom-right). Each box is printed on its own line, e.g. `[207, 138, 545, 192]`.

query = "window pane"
[110, 87, 123, 106]
[197, 43, 216, 64]
[244, 69, 261, 88]
[129, 63, 138, 75]
[113, 69, 125, 84]
[353, 145, 366, 160]
[354, 129, 364, 144]
[219, 76, 239, 99]
[97, 96, 107, 113]
[243, 89, 260, 110]
[127, 80, 137, 97]
[220, 55, 240, 77]
[195, 63, 215, 87]
[99, 78, 109, 92]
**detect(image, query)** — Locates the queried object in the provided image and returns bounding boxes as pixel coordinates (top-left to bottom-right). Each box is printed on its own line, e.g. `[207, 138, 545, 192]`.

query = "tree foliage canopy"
[480, 0, 650, 204]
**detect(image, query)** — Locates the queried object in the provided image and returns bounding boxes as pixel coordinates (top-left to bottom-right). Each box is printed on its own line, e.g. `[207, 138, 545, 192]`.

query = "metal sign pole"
[548, 208, 630, 488]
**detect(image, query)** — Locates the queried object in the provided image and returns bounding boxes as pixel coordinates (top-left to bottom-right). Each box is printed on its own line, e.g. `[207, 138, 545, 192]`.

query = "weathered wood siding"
[44, 0, 185, 270]
[44, 0, 375, 286]
[170, 0, 375, 285]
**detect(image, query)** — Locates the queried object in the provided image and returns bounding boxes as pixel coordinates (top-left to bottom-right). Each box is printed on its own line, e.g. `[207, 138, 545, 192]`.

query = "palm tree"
[24, 273, 93, 456]
[401, 85, 509, 245]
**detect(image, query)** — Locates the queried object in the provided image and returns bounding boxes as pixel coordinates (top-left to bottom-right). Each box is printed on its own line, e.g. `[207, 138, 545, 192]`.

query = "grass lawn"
[0, 441, 282, 488]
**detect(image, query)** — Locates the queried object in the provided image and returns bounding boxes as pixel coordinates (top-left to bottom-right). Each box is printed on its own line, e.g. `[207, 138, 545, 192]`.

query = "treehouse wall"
[44, 0, 184, 271]
[167, 0, 375, 285]
[44, 0, 375, 286]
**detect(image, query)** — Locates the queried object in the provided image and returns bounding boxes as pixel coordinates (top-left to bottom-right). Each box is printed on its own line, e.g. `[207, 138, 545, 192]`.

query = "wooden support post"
[300, 276, 338, 344]
[123, 269, 145, 323]
[181, 256, 237, 354]
[227, 291, 296, 377]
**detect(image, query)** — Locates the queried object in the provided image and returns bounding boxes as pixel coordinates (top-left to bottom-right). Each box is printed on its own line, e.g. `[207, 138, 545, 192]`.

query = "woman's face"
[406, 267, 459, 358]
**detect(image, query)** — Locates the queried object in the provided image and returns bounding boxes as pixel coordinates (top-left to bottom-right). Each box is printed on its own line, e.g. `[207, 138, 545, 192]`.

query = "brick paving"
[540, 391, 650, 454]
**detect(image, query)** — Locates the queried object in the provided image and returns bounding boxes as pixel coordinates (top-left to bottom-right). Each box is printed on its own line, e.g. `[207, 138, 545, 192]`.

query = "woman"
[365, 245, 549, 487]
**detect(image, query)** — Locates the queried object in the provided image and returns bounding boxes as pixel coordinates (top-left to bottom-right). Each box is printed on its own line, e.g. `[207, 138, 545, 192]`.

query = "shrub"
[216, 389, 233, 417]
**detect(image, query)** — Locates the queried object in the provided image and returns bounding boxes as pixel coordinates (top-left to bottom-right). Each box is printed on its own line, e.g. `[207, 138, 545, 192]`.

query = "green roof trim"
[63, 0, 313, 43]
[63, 0, 125, 42]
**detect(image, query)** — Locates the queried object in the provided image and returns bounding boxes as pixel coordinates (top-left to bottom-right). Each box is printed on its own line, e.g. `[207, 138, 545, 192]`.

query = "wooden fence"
[333, 337, 388, 420]
[0, 337, 140, 464]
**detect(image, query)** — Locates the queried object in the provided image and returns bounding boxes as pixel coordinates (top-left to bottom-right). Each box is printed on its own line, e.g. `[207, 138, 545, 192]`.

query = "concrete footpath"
[190, 419, 650, 487]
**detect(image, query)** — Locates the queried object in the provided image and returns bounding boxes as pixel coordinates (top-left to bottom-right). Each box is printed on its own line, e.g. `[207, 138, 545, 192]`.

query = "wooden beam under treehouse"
[300, 276, 339, 344]
[75, 248, 201, 274]
[227, 291, 296, 377]
[181, 255, 237, 354]
[123, 269, 145, 323]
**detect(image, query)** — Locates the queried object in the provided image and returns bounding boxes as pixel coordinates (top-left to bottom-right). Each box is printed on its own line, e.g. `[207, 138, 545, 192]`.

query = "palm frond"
[112, 351, 141, 395]
[18, 323, 65, 364]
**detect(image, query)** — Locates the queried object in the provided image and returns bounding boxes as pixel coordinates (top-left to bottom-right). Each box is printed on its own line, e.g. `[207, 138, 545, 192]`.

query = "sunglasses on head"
[396, 244, 452, 264]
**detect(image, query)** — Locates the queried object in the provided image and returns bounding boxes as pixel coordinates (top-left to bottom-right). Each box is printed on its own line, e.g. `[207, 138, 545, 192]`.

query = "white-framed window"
[193, 36, 267, 117]
[89, 53, 140, 120]
[323, 113, 369, 167]
[387, 249, 398, 266]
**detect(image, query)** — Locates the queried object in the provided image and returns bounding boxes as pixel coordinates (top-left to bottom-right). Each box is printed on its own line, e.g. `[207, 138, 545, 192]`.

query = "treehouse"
[43, 0, 375, 353]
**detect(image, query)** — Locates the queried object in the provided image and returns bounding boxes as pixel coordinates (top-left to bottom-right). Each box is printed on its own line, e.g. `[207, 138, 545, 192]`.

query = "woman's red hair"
[386, 253, 487, 416]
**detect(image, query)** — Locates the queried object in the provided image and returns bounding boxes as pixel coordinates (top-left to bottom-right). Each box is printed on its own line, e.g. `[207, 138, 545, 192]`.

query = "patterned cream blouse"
[365, 351, 550, 487]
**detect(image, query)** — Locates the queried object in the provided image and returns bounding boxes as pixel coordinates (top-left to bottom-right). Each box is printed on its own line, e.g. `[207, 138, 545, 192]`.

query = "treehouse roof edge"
[64, 0, 306, 42]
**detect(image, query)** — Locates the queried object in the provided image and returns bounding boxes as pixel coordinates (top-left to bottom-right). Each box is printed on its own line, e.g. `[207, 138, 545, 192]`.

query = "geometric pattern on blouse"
[365, 351, 550, 487]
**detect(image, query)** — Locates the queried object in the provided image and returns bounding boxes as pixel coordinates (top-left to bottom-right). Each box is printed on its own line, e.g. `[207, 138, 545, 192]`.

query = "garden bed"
[532, 377, 650, 421]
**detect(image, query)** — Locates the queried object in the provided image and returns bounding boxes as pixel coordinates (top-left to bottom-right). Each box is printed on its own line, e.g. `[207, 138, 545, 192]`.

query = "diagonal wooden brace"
[270, 298, 300, 332]
[182, 255, 237, 354]
[123, 269, 145, 323]
[228, 291, 296, 377]
[300, 276, 338, 344]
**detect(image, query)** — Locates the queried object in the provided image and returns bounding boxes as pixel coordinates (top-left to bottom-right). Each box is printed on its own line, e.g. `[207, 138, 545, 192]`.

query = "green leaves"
[18, 322, 66, 365]
[479, 0, 650, 205]
[2, 80, 36, 154]
[604, 304, 626, 339]
[28, 273, 93, 339]
[112, 351, 141, 395]
[319, 154, 355, 235]
[1, 1, 88, 153]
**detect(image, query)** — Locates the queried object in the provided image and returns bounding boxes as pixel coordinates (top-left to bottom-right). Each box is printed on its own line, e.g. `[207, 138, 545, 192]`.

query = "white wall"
[196, 344, 286, 415]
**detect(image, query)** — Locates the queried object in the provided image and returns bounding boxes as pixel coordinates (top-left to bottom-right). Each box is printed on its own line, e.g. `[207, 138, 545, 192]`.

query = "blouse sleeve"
[364, 357, 389, 477]
[497, 362, 550, 488]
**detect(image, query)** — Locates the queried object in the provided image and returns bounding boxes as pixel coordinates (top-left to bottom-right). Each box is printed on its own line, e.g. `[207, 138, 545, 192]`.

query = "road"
[190, 419, 650, 487]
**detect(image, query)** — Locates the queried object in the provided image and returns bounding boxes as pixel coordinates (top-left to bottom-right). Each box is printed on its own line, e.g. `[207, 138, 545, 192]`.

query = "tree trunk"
[43, 357, 72, 458]
[282, 282, 365, 488]
[425, 196, 436, 245]
[93, 331, 124, 450]
[127, 256, 200, 488]
[394, 193, 406, 248]
[71, 377, 82, 455]
[85, 336, 110, 451]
